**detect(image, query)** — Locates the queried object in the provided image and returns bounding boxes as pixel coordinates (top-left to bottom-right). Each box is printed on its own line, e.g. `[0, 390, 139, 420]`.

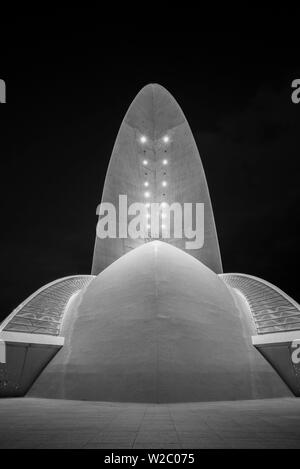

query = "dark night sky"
[0, 11, 299, 322]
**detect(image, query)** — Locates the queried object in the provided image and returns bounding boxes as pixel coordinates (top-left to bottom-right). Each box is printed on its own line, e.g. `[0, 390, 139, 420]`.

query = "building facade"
[1, 85, 299, 402]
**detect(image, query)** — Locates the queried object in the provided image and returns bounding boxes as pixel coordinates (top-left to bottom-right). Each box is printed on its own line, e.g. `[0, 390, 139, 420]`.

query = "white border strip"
[0, 332, 64, 346]
[252, 331, 300, 345]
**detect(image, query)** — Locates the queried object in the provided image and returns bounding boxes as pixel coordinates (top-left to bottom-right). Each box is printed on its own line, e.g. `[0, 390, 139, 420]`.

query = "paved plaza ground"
[0, 397, 300, 449]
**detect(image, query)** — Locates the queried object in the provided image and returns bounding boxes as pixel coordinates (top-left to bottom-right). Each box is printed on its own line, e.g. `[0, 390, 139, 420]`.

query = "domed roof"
[29, 241, 289, 402]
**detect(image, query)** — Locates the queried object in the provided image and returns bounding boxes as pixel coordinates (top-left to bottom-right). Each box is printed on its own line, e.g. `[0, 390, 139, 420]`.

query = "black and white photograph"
[0, 8, 300, 456]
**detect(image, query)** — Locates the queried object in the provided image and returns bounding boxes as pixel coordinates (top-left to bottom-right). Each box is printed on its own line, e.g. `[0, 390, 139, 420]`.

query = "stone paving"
[0, 397, 300, 448]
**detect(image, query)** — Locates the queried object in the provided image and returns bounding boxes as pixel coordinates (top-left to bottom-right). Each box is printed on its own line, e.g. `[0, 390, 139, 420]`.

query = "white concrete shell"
[29, 242, 290, 403]
[92, 84, 223, 275]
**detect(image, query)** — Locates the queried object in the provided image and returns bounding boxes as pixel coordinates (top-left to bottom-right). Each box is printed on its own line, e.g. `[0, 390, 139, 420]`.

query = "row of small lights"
[139, 134, 170, 231]
[140, 135, 170, 145]
[143, 159, 168, 167]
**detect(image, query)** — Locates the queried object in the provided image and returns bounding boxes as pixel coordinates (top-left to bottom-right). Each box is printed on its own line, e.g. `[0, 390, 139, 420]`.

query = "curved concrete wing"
[220, 274, 300, 397]
[1, 275, 95, 336]
[0, 276, 95, 397]
[92, 84, 222, 275]
[220, 273, 300, 334]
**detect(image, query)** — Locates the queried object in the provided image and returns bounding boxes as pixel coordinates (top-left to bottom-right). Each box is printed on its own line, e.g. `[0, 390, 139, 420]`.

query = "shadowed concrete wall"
[0, 339, 62, 397]
[92, 84, 222, 275]
[29, 242, 290, 402]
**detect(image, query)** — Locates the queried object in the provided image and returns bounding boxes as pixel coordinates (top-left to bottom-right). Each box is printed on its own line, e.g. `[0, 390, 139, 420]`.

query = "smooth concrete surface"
[92, 83, 223, 275]
[1, 397, 300, 448]
[29, 241, 290, 402]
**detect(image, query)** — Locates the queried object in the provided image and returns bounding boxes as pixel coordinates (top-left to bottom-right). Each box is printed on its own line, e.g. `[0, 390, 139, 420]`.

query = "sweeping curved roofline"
[220, 273, 300, 335]
[0, 275, 95, 335]
[220, 273, 300, 308]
